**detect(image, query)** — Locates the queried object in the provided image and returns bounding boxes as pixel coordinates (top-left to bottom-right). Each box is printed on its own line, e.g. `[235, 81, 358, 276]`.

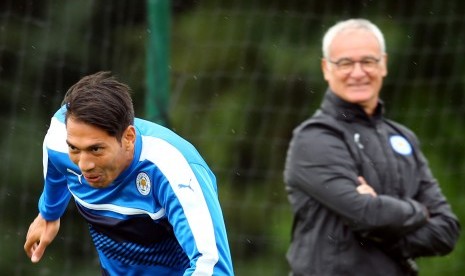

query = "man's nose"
[350, 62, 366, 77]
[78, 152, 95, 171]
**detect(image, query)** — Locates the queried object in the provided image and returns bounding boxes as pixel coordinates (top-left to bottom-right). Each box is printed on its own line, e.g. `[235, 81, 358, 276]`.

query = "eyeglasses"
[327, 57, 382, 74]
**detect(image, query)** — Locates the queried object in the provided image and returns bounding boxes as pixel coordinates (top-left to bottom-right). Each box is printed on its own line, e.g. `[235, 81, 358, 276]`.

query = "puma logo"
[178, 179, 194, 192]
[67, 168, 83, 184]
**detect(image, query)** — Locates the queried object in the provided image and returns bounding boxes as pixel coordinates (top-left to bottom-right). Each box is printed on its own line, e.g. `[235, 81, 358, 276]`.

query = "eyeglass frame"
[326, 56, 383, 74]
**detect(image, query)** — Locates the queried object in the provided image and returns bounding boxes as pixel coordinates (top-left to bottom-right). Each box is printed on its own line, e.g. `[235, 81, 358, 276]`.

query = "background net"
[1, 0, 464, 275]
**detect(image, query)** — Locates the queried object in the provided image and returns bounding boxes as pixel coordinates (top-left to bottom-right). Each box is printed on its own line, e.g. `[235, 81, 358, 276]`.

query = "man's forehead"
[66, 120, 115, 145]
[330, 30, 381, 57]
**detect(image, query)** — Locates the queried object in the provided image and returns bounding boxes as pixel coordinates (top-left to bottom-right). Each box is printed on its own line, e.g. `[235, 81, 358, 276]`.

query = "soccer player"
[24, 71, 234, 275]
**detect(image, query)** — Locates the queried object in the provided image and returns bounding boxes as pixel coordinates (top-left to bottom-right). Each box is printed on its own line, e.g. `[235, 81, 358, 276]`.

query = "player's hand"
[357, 176, 377, 197]
[24, 213, 60, 263]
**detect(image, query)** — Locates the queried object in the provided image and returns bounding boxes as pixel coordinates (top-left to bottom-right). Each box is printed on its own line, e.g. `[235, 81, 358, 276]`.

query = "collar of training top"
[320, 89, 384, 123]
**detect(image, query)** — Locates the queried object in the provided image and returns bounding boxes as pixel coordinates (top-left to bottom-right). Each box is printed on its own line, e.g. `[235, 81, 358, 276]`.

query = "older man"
[284, 18, 460, 275]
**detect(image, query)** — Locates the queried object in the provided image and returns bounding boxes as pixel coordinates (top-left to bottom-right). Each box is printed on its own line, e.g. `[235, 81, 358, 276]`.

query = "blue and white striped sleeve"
[38, 110, 72, 221]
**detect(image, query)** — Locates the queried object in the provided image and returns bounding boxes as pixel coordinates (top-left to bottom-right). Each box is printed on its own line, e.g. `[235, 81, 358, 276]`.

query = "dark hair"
[63, 71, 135, 141]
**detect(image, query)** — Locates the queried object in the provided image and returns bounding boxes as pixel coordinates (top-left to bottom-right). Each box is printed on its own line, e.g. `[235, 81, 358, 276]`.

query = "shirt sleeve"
[38, 114, 72, 221]
[385, 142, 460, 258]
[154, 148, 233, 275]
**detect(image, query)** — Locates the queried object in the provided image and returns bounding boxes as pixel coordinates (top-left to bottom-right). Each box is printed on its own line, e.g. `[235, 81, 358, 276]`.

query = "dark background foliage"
[1, 0, 464, 275]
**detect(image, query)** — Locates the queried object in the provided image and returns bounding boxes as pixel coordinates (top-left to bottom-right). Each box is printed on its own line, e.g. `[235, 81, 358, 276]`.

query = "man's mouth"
[83, 174, 101, 183]
[348, 81, 370, 87]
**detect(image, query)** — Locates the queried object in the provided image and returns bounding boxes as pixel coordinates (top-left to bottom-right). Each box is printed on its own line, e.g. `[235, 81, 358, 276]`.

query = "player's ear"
[321, 58, 331, 81]
[381, 54, 388, 77]
[122, 125, 136, 150]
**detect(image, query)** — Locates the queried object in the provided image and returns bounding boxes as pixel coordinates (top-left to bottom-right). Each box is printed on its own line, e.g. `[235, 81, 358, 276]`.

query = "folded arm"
[285, 126, 429, 234]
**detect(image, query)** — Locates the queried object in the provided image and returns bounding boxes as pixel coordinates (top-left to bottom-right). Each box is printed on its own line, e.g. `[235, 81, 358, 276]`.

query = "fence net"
[1, 0, 464, 275]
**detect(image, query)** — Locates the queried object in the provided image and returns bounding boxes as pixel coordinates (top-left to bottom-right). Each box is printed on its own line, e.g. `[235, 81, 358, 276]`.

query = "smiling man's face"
[322, 28, 388, 115]
[66, 116, 135, 188]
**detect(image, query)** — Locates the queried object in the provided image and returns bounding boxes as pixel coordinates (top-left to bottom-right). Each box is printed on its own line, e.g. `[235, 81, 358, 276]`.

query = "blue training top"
[38, 105, 234, 275]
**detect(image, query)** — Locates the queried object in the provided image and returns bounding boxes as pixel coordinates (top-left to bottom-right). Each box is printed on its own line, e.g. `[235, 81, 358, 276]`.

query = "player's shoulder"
[44, 106, 68, 153]
[134, 118, 191, 147]
[52, 105, 67, 123]
[135, 118, 176, 137]
[134, 118, 204, 164]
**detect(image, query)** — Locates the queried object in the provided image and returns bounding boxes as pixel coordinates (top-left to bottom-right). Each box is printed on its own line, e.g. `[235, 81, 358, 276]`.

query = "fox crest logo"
[390, 135, 412, 155]
[136, 172, 151, 196]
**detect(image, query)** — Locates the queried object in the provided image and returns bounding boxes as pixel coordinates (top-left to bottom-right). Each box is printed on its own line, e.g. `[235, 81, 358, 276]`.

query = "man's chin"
[87, 181, 110, 189]
[347, 91, 374, 102]
[347, 86, 371, 94]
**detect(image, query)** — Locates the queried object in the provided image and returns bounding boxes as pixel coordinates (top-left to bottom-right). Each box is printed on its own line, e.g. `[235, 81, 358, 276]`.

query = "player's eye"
[90, 146, 102, 153]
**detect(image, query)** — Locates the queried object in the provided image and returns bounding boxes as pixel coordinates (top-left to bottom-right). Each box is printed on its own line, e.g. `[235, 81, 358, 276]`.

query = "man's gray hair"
[322, 18, 386, 59]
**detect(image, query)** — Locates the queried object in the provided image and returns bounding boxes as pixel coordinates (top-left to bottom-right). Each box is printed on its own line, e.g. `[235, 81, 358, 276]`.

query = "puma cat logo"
[178, 179, 194, 192]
